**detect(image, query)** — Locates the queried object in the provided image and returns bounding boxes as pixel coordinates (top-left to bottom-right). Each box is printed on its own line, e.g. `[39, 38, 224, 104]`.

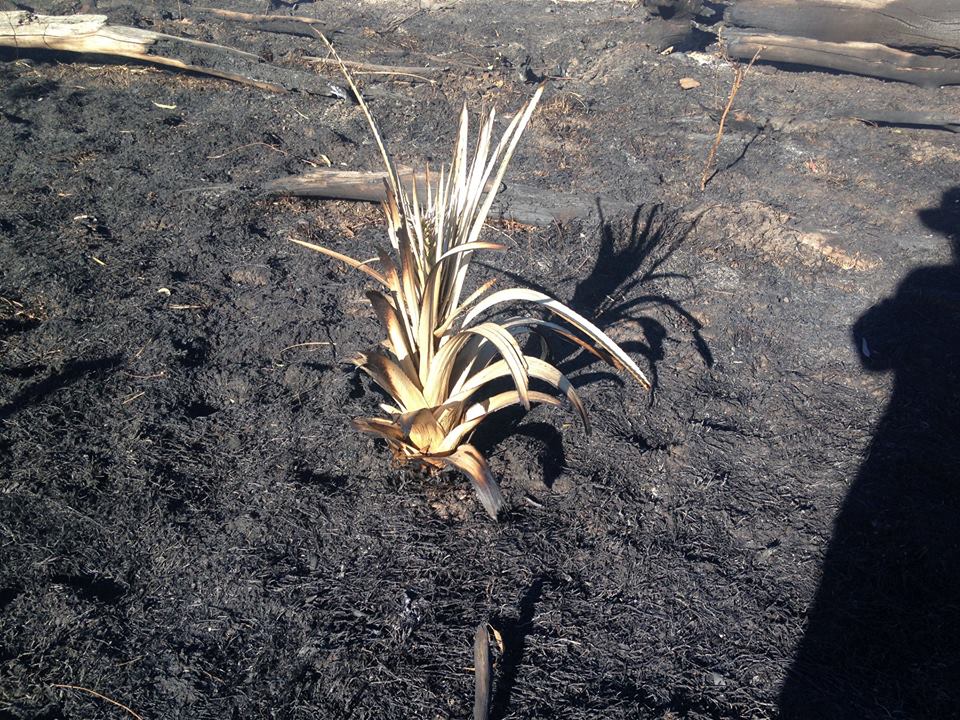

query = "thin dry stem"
[53, 684, 145, 720]
[700, 48, 762, 191]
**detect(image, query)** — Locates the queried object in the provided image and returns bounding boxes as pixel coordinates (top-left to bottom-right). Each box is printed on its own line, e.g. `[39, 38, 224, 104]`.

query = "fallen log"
[725, 0, 960, 56]
[723, 29, 960, 86]
[0, 11, 341, 96]
[263, 168, 634, 226]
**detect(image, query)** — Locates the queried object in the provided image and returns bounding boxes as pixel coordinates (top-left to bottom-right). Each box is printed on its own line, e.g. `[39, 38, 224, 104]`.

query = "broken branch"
[0, 11, 341, 96]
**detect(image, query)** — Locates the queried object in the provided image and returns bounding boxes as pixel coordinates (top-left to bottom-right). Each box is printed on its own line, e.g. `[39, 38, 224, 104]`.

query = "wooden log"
[726, 0, 960, 56]
[265, 168, 435, 204]
[0, 11, 341, 96]
[262, 168, 635, 226]
[723, 29, 960, 87]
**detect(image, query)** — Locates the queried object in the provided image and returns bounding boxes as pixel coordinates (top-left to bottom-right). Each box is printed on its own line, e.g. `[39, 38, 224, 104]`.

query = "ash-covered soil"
[1, 1, 959, 719]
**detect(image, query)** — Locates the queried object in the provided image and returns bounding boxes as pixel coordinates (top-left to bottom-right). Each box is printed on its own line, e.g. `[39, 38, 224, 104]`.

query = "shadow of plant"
[482, 202, 712, 393]
[567, 202, 713, 388]
[470, 202, 711, 492]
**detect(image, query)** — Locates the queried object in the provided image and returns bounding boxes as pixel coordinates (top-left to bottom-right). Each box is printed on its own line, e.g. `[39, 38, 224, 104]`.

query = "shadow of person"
[779, 187, 960, 719]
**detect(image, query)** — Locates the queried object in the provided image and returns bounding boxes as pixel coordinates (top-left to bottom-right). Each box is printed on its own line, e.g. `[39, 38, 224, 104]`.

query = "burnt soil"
[2, 1, 960, 719]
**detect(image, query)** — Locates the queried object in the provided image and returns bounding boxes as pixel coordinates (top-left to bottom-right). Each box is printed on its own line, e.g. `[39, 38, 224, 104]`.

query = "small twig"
[53, 684, 145, 720]
[304, 56, 443, 76]
[279, 341, 333, 354]
[700, 48, 762, 191]
[131, 338, 153, 360]
[353, 70, 436, 84]
[206, 142, 288, 160]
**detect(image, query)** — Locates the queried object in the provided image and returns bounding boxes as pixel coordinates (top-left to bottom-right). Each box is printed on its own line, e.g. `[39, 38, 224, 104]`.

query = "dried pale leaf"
[314, 33, 404, 204]
[449, 355, 590, 433]
[352, 416, 413, 449]
[490, 625, 505, 654]
[435, 241, 505, 264]
[397, 407, 445, 452]
[503, 317, 618, 366]
[449, 87, 544, 311]
[462, 287, 651, 389]
[525, 356, 591, 434]
[434, 397, 466, 434]
[366, 291, 417, 371]
[462, 85, 543, 250]
[375, 246, 403, 295]
[424, 321, 529, 410]
[290, 238, 389, 287]
[459, 323, 530, 409]
[440, 444, 504, 519]
[436, 390, 563, 453]
[422, 332, 474, 407]
[417, 260, 440, 381]
[357, 350, 428, 411]
[434, 278, 497, 340]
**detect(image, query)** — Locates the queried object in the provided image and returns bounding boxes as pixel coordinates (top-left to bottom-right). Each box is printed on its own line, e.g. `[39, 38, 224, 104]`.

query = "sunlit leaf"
[439, 444, 503, 520]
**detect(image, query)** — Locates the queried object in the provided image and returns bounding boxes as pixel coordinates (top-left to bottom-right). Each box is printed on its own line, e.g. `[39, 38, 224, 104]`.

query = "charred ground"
[1, 1, 959, 718]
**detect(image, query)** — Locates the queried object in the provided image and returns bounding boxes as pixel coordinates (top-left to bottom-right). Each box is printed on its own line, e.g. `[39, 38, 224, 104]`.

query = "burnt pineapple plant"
[295, 49, 649, 518]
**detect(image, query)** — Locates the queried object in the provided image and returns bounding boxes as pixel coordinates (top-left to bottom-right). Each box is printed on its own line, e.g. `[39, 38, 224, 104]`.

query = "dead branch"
[0, 11, 341, 95]
[726, 0, 960, 56]
[847, 110, 960, 133]
[700, 48, 762, 191]
[474, 624, 491, 720]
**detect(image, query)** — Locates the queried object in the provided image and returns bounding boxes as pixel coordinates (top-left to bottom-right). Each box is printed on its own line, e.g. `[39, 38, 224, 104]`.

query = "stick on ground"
[474, 624, 492, 720]
[262, 167, 636, 226]
[700, 48, 762, 191]
[53, 684, 144, 720]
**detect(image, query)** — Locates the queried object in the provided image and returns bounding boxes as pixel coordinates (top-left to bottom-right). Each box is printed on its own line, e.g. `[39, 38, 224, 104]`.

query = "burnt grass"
[2, 1, 960, 719]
